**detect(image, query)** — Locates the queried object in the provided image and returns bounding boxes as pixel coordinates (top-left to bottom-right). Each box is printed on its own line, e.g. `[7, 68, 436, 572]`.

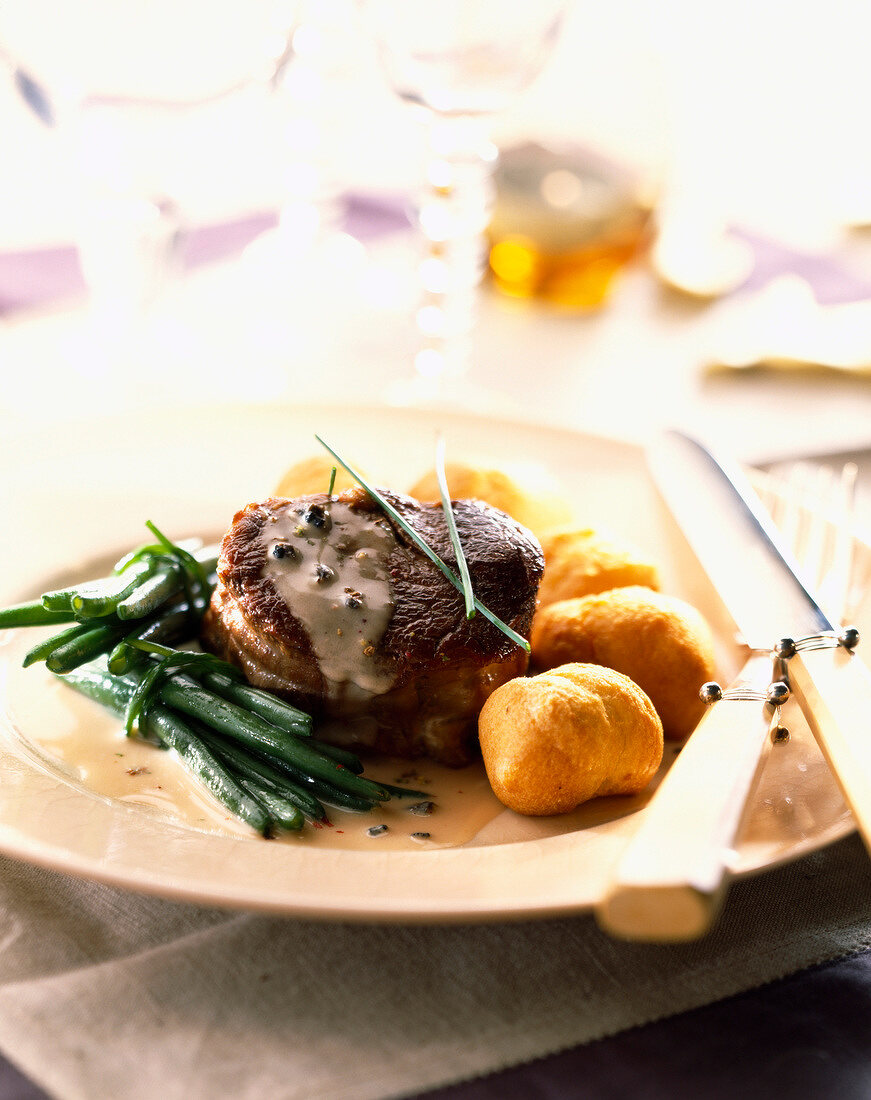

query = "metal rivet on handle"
[700, 681, 723, 705]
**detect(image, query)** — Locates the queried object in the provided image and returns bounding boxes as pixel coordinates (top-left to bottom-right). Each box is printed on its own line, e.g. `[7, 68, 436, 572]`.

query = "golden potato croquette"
[531, 586, 715, 739]
[275, 455, 363, 498]
[537, 528, 661, 608]
[410, 462, 574, 536]
[410, 463, 532, 523]
[478, 663, 663, 815]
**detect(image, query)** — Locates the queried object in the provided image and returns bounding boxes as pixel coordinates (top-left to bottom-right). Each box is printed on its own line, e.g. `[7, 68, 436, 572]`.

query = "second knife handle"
[595, 654, 778, 942]
[788, 644, 871, 852]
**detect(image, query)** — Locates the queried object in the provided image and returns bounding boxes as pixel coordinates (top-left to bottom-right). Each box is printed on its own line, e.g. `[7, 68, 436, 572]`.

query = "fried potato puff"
[410, 462, 535, 522]
[409, 462, 572, 538]
[478, 663, 663, 815]
[537, 528, 661, 608]
[531, 586, 716, 739]
[275, 455, 363, 498]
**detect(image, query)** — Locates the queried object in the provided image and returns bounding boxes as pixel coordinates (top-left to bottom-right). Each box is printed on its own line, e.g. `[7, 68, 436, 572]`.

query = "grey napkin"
[0, 831, 868, 1100]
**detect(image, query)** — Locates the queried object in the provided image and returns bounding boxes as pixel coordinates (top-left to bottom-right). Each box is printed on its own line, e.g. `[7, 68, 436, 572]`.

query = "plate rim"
[0, 401, 855, 921]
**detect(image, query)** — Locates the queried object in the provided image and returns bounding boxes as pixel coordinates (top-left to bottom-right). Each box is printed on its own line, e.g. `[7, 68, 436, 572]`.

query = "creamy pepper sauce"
[1, 627, 504, 851]
[260, 499, 397, 701]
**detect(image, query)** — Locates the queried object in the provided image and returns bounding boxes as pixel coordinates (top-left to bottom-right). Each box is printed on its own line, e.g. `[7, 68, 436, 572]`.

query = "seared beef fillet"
[201, 487, 543, 764]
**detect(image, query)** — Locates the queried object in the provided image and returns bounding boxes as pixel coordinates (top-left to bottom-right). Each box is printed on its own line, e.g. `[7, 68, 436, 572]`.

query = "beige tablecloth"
[0, 832, 868, 1100]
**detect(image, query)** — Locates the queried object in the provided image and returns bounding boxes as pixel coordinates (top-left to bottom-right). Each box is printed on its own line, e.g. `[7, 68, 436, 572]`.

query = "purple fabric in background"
[7, 196, 871, 319]
[0, 246, 86, 315]
[344, 193, 412, 242]
[734, 228, 871, 304]
[178, 211, 277, 268]
[178, 195, 411, 269]
[0, 195, 412, 317]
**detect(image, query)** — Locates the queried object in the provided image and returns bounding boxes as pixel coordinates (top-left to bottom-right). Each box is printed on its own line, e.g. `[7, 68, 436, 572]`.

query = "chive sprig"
[435, 435, 476, 621]
[315, 435, 530, 653]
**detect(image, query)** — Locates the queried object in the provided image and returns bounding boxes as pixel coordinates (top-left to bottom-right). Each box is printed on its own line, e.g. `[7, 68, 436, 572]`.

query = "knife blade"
[596, 431, 871, 942]
[648, 432, 832, 645]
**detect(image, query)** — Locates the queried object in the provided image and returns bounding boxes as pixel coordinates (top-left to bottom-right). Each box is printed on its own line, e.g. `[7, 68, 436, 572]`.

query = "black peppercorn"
[303, 503, 332, 531]
[344, 587, 364, 608]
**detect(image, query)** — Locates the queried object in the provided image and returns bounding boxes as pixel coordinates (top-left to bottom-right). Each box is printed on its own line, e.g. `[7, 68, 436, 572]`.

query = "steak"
[201, 487, 544, 765]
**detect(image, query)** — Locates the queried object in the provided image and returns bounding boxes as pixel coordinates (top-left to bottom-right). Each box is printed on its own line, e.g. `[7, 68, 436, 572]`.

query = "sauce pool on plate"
[1, 626, 504, 851]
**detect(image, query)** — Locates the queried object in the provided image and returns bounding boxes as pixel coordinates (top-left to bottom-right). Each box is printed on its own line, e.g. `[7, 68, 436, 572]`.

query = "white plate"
[0, 404, 856, 920]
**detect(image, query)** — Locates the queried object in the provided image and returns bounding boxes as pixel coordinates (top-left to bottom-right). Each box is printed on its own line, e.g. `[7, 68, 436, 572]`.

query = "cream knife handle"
[788, 645, 871, 850]
[596, 654, 776, 942]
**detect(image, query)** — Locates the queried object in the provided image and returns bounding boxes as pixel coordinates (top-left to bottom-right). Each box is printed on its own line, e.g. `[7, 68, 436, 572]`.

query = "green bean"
[0, 601, 77, 629]
[107, 642, 149, 676]
[260, 753, 378, 812]
[201, 733, 328, 820]
[58, 668, 284, 833]
[121, 647, 256, 735]
[31, 532, 218, 624]
[144, 705, 271, 835]
[55, 664, 136, 714]
[159, 675, 390, 801]
[40, 589, 78, 612]
[55, 655, 405, 833]
[261, 737, 390, 803]
[106, 607, 193, 675]
[142, 522, 212, 612]
[158, 675, 305, 749]
[115, 568, 183, 620]
[23, 623, 93, 668]
[134, 606, 193, 645]
[40, 539, 216, 622]
[199, 669, 312, 737]
[236, 778, 304, 832]
[259, 739, 428, 803]
[375, 781, 431, 800]
[115, 546, 219, 621]
[45, 621, 128, 674]
[41, 562, 150, 617]
[307, 739, 364, 773]
[275, 766, 376, 812]
[211, 730, 377, 811]
[69, 561, 156, 618]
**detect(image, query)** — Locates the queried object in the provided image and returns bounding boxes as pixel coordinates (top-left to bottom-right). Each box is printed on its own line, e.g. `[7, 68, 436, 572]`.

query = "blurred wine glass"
[361, 0, 567, 400]
[0, 0, 300, 382]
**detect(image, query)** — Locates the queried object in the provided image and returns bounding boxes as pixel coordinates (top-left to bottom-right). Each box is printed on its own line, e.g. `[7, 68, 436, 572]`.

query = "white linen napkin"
[0, 832, 868, 1100]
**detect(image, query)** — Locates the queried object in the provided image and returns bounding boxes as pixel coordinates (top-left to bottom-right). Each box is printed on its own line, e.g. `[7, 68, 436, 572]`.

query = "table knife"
[596, 431, 871, 941]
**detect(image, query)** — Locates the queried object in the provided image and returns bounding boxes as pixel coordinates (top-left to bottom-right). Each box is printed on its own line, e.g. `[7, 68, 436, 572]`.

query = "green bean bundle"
[0, 520, 423, 834]
[0, 523, 219, 677]
[58, 655, 419, 834]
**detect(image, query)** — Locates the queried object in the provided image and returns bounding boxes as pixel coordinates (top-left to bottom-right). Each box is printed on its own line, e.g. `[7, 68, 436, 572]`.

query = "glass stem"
[414, 113, 497, 388]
